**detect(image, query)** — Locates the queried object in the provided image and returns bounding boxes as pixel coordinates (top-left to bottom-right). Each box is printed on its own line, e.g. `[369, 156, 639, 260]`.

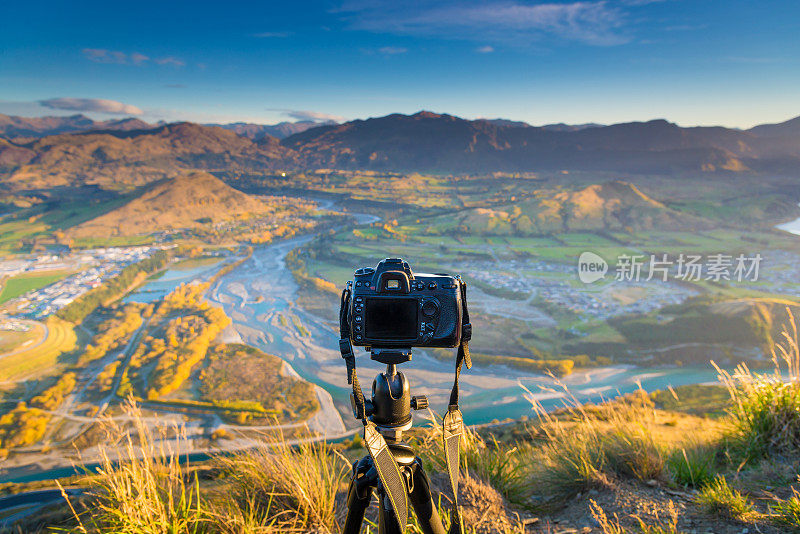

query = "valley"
[0, 112, 800, 507]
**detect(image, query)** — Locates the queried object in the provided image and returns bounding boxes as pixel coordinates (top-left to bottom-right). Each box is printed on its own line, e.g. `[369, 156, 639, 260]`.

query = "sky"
[1, 0, 799, 128]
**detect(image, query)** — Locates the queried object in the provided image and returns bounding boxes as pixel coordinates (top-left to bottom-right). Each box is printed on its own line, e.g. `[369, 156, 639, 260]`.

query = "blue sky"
[1, 0, 798, 128]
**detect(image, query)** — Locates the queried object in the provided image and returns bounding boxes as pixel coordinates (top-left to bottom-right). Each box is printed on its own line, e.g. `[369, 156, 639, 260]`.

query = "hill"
[69, 171, 271, 237]
[282, 111, 770, 173]
[442, 181, 707, 235]
[611, 296, 800, 351]
[748, 114, 800, 138]
[209, 120, 335, 140]
[0, 122, 291, 191]
[3, 112, 800, 192]
[0, 113, 154, 139]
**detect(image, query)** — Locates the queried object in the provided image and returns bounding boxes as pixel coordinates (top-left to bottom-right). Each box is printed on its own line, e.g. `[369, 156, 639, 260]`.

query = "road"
[0, 319, 48, 360]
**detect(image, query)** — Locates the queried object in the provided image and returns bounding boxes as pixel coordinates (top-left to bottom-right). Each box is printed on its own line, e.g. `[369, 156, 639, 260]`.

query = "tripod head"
[348, 347, 428, 440]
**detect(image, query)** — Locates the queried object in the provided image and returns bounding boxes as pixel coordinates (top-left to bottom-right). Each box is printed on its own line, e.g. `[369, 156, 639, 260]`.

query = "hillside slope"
[69, 171, 270, 237]
[0, 123, 291, 191]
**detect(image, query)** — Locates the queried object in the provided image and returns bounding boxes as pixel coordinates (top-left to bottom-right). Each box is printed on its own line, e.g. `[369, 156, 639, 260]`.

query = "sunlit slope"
[69, 171, 271, 237]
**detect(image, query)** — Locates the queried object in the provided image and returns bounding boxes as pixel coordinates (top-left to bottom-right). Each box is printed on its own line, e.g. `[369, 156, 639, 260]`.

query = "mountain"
[0, 114, 155, 138]
[478, 118, 532, 128]
[540, 122, 604, 132]
[3, 111, 800, 190]
[69, 171, 270, 237]
[0, 122, 291, 190]
[282, 111, 768, 173]
[210, 120, 335, 140]
[748, 115, 800, 138]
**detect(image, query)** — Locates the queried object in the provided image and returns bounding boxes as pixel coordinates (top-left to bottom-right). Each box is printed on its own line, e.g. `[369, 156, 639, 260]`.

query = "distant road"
[0, 320, 48, 360]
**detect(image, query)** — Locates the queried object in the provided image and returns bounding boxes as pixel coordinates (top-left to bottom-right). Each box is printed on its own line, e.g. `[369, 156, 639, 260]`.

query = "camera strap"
[443, 279, 472, 534]
[339, 285, 408, 532]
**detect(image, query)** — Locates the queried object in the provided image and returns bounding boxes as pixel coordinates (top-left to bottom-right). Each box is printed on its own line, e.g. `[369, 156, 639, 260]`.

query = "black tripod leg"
[378, 486, 404, 534]
[343, 457, 378, 534]
[408, 458, 447, 534]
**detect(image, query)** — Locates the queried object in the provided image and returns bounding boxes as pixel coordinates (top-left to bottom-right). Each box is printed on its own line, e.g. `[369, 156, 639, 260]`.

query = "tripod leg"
[408, 458, 447, 534]
[378, 486, 404, 534]
[343, 457, 378, 534]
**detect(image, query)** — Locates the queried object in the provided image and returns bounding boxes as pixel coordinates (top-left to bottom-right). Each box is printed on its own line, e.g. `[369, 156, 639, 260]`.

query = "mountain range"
[2, 110, 800, 193]
[0, 114, 331, 141]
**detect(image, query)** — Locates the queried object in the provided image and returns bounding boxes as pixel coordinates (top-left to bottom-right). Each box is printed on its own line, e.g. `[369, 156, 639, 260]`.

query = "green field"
[0, 270, 73, 304]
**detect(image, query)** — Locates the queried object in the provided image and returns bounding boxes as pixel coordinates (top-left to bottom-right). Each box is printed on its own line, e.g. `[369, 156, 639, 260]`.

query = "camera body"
[348, 258, 463, 349]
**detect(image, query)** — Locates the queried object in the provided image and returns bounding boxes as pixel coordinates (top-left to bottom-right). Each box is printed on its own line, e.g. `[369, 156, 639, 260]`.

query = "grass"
[0, 317, 76, 380]
[772, 488, 800, 531]
[217, 428, 348, 532]
[520, 384, 666, 505]
[714, 307, 800, 461]
[696, 476, 755, 520]
[63, 399, 349, 533]
[667, 446, 716, 488]
[0, 270, 73, 304]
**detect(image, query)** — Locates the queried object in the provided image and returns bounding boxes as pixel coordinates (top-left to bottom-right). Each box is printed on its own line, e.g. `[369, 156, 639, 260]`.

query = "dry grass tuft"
[522, 383, 665, 504]
[714, 307, 800, 461]
[68, 398, 206, 534]
[216, 426, 349, 533]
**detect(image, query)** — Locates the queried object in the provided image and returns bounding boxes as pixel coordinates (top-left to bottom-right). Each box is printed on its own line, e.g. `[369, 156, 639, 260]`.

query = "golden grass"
[0, 317, 76, 380]
[714, 307, 800, 460]
[520, 384, 667, 505]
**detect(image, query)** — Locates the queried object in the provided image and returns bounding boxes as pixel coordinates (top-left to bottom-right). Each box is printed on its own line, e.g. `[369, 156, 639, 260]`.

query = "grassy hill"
[611, 296, 800, 350]
[69, 171, 271, 237]
[0, 122, 290, 191]
[419, 180, 710, 236]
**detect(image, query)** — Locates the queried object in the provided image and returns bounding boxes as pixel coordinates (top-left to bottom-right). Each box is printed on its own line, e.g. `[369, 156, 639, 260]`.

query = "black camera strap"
[339, 285, 409, 532]
[443, 279, 472, 534]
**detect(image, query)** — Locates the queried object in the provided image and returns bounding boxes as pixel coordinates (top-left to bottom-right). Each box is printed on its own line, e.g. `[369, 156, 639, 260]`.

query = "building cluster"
[458, 258, 698, 323]
[1, 247, 157, 318]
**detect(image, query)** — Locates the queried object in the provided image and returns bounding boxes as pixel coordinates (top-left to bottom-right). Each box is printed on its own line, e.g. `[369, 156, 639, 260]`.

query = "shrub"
[696, 476, 754, 520]
[714, 307, 800, 461]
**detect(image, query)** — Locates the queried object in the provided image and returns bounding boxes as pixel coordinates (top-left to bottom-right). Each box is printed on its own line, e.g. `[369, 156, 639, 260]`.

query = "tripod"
[342, 348, 446, 534]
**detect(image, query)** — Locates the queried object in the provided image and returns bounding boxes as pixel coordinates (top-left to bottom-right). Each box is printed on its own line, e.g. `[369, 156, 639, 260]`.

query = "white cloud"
[130, 52, 150, 64]
[336, 1, 629, 46]
[476, 45, 495, 53]
[39, 98, 143, 115]
[82, 48, 129, 64]
[82, 48, 185, 67]
[155, 56, 186, 67]
[253, 31, 291, 38]
[378, 46, 408, 54]
[275, 109, 346, 122]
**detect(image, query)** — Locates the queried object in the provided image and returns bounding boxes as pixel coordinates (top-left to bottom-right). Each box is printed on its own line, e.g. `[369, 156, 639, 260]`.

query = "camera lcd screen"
[364, 298, 418, 340]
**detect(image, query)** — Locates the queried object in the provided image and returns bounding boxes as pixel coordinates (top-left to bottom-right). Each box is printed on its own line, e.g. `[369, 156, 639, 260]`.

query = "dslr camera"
[346, 258, 465, 349]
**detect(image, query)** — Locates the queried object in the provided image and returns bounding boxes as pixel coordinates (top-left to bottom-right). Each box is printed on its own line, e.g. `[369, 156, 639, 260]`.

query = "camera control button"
[355, 334, 362, 341]
[422, 300, 438, 317]
[355, 325, 362, 332]
[428, 282, 437, 289]
[354, 296, 363, 303]
[354, 315, 362, 322]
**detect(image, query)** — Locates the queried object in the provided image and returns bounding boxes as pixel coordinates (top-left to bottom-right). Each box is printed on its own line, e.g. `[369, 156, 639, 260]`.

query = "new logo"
[578, 251, 607, 284]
